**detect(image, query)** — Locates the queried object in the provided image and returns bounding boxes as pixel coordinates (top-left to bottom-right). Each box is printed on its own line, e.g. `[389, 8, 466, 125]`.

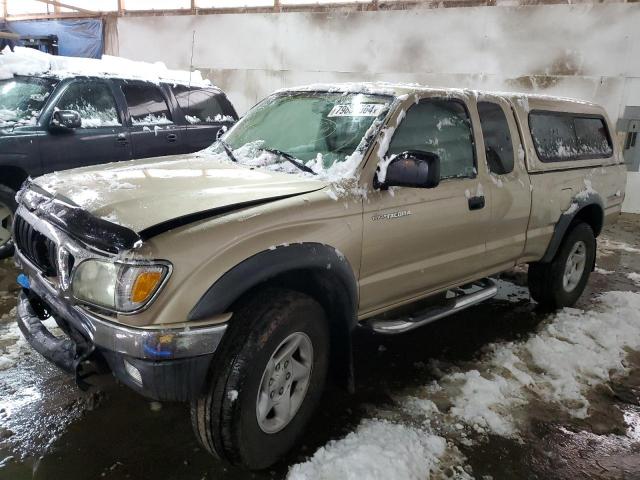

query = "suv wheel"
[0, 185, 17, 260]
[528, 222, 596, 309]
[191, 288, 329, 470]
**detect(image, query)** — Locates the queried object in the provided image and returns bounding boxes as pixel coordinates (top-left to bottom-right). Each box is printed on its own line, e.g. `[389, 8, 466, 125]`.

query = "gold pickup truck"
[13, 83, 627, 469]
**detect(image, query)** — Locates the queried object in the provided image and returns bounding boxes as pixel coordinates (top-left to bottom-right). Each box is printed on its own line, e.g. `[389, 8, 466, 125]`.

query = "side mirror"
[375, 150, 441, 190]
[50, 110, 82, 131]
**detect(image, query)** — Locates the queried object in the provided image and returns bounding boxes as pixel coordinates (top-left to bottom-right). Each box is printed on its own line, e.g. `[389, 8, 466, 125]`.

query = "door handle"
[468, 196, 485, 211]
[116, 134, 128, 145]
[166, 133, 177, 143]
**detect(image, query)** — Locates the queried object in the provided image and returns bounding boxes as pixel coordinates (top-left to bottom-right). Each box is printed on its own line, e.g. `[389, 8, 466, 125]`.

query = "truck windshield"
[0, 76, 57, 128]
[211, 92, 392, 174]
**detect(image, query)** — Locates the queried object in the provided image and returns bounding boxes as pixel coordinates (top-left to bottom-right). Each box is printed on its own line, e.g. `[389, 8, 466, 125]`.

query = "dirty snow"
[599, 238, 640, 255]
[412, 291, 640, 434]
[594, 267, 614, 275]
[287, 420, 449, 480]
[627, 272, 640, 285]
[291, 290, 640, 476]
[575, 178, 598, 201]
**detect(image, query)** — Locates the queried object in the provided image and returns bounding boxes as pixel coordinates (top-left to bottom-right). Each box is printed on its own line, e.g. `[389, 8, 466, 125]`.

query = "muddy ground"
[0, 214, 639, 480]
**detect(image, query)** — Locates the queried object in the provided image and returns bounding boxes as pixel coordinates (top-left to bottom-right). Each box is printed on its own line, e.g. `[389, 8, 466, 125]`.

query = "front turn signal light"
[131, 271, 164, 303]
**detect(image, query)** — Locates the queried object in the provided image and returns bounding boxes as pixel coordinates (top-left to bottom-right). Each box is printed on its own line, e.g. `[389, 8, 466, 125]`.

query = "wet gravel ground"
[0, 213, 639, 480]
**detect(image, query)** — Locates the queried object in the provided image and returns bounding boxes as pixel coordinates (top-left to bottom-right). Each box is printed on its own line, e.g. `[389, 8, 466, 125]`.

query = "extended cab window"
[388, 99, 476, 180]
[56, 81, 121, 128]
[122, 83, 173, 125]
[529, 111, 613, 162]
[477, 102, 514, 175]
[172, 85, 231, 124]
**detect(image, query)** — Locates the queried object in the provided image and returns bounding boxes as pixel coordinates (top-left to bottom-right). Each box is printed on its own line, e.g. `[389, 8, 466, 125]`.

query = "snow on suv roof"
[0, 46, 214, 88]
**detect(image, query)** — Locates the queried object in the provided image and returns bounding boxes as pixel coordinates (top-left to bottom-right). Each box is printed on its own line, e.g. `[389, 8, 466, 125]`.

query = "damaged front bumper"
[16, 251, 228, 401]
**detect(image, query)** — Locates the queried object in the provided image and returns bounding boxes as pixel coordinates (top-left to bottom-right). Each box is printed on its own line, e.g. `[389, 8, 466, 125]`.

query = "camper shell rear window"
[529, 111, 613, 163]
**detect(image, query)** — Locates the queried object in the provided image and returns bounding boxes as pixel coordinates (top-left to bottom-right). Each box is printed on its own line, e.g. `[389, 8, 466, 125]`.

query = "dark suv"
[0, 74, 238, 258]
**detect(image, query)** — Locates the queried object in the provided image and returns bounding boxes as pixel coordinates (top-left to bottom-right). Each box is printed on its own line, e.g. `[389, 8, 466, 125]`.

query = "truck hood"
[32, 153, 327, 234]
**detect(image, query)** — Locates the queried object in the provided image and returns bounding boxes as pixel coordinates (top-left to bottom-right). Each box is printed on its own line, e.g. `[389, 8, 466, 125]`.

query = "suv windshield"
[210, 92, 393, 175]
[0, 76, 57, 128]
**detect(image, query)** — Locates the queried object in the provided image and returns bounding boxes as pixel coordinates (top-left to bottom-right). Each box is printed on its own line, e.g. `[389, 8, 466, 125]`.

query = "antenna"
[187, 30, 195, 113]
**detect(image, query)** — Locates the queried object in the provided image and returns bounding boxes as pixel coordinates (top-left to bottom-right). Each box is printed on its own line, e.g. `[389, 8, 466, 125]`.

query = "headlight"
[72, 260, 170, 313]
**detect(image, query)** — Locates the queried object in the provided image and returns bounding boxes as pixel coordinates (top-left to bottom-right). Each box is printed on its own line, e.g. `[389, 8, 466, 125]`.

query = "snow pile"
[407, 291, 640, 436]
[0, 47, 211, 87]
[598, 238, 640, 255]
[627, 272, 640, 285]
[288, 420, 448, 480]
[291, 290, 640, 477]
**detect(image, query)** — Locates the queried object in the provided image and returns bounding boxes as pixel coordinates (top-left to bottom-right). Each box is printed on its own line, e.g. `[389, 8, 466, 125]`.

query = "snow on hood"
[31, 153, 327, 233]
[0, 46, 212, 87]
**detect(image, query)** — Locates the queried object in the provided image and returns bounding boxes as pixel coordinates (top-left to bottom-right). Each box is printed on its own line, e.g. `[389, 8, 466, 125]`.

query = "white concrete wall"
[116, 4, 640, 117]
[115, 4, 640, 212]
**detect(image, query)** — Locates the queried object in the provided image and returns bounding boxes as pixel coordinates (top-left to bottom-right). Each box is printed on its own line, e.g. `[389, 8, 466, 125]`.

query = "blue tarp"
[8, 19, 103, 58]
[0, 21, 17, 52]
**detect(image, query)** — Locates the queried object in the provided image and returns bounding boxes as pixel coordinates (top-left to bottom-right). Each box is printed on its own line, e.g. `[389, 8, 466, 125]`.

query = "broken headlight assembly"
[71, 259, 171, 313]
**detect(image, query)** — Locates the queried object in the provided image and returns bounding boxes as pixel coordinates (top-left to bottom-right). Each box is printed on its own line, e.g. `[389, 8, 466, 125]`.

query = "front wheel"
[0, 185, 17, 260]
[528, 222, 596, 310]
[191, 288, 329, 470]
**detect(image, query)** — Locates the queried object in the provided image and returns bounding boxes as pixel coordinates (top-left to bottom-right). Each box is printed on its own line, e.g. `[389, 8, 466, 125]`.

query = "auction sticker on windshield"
[328, 103, 386, 117]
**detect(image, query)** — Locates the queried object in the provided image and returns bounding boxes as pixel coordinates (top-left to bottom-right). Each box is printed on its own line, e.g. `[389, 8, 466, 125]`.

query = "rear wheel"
[528, 222, 596, 310]
[191, 288, 329, 470]
[0, 185, 17, 260]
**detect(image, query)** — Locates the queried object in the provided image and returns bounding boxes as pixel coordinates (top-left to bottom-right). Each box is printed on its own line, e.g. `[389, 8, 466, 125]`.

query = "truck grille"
[13, 214, 58, 277]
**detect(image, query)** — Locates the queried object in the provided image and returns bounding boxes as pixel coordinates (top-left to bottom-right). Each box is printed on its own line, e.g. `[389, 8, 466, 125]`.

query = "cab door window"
[477, 101, 515, 175]
[387, 99, 476, 180]
[56, 81, 121, 128]
[121, 83, 173, 125]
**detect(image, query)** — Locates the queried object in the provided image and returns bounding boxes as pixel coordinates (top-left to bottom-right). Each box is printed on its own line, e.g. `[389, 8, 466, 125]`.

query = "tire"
[191, 287, 330, 470]
[528, 222, 596, 310]
[0, 185, 17, 260]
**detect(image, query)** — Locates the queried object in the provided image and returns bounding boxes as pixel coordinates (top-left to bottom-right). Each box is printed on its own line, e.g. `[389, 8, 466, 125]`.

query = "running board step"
[364, 278, 498, 335]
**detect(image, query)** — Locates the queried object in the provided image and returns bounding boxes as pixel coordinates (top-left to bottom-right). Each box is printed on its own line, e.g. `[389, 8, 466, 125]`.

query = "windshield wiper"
[219, 139, 238, 163]
[260, 148, 317, 175]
